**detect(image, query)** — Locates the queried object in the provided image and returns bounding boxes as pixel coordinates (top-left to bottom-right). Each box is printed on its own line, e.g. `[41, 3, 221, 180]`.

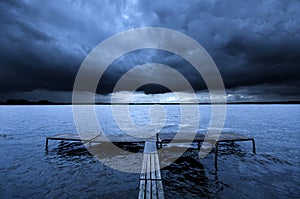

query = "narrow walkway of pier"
[138, 141, 164, 199]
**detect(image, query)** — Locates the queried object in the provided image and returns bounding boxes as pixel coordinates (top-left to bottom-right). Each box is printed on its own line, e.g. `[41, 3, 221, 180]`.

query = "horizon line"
[1, 99, 300, 105]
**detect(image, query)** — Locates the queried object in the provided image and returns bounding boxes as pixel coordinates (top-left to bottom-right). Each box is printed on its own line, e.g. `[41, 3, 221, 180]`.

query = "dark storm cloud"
[0, 0, 127, 93]
[219, 36, 300, 88]
[0, 0, 299, 100]
[132, 0, 300, 93]
[0, 0, 80, 92]
[99, 49, 206, 94]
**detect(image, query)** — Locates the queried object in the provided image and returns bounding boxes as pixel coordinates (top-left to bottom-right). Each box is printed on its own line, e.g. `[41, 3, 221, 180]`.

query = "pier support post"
[214, 142, 218, 169]
[251, 138, 256, 154]
[45, 138, 49, 151]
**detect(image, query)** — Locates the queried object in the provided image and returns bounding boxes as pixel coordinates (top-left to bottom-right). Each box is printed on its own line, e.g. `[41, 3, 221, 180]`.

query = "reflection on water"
[161, 149, 228, 198]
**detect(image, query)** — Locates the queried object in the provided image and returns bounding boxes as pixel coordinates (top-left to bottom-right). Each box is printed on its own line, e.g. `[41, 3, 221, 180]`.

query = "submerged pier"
[45, 131, 255, 198]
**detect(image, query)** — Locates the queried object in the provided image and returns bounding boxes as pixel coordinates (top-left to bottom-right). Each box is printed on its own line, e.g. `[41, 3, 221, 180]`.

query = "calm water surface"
[0, 105, 299, 198]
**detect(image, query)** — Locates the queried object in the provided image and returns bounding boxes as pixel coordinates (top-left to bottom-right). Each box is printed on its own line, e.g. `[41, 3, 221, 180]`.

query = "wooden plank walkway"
[157, 132, 256, 168]
[139, 141, 164, 199]
[45, 133, 155, 151]
[45, 133, 103, 151]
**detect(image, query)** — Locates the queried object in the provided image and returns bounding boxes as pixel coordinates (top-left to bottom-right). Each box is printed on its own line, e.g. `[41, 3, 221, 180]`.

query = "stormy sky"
[0, 0, 299, 102]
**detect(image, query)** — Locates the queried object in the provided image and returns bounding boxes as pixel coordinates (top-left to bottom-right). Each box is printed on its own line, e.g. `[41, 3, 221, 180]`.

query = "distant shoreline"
[0, 101, 299, 105]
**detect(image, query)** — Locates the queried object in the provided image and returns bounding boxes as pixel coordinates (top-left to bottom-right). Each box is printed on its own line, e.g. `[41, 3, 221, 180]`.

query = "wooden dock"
[46, 132, 255, 168]
[45, 131, 255, 197]
[139, 141, 164, 199]
[156, 132, 256, 168]
[45, 133, 154, 151]
[45, 133, 101, 151]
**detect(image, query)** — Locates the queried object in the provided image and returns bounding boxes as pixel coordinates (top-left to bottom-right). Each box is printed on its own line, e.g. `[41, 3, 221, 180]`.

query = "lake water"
[0, 105, 299, 198]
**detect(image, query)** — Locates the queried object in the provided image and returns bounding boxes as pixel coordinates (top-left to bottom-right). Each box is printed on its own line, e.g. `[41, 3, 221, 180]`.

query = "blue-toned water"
[0, 105, 299, 198]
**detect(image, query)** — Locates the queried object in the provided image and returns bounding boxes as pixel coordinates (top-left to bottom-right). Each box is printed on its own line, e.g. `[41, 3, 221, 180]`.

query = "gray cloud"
[0, 0, 299, 101]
